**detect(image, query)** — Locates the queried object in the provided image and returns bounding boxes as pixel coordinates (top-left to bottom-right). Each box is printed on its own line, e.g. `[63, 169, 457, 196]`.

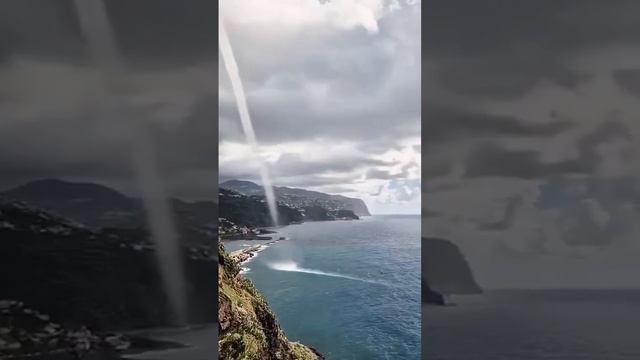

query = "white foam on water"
[238, 244, 272, 266]
[267, 261, 384, 285]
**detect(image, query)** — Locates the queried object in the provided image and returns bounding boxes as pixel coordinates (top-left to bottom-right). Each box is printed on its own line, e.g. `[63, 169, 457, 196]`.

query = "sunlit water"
[424, 289, 640, 360]
[226, 215, 421, 360]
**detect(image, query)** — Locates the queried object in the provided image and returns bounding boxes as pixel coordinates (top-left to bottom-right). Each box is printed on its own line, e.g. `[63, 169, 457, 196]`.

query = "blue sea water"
[424, 289, 640, 360]
[225, 215, 421, 360]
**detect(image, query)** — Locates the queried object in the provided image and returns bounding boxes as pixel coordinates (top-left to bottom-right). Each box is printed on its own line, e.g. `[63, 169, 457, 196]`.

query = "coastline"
[218, 242, 322, 359]
[228, 236, 288, 270]
[224, 217, 421, 359]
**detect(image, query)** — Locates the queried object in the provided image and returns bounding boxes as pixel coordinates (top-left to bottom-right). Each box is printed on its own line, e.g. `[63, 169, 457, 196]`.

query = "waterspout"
[219, 9, 280, 227]
[73, 0, 187, 325]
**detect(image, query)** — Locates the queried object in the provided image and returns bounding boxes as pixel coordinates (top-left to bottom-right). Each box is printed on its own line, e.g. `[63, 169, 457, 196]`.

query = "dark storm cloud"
[424, 0, 640, 100]
[463, 120, 632, 179]
[365, 169, 396, 180]
[0, 0, 218, 199]
[155, 98, 219, 171]
[229, 25, 396, 93]
[532, 177, 640, 247]
[0, 0, 217, 67]
[424, 0, 640, 288]
[422, 208, 441, 218]
[613, 68, 640, 97]
[477, 195, 523, 231]
[432, 57, 593, 100]
[423, 107, 573, 145]
[0, 96, 218, 197]
[220, 78, 419, 144]
[463, 144, 576, 180]
[0, 0, 84, 63]
[272, 153, 389, 178]
[422, 162, 452, 179]
[219, 4, 420, 147]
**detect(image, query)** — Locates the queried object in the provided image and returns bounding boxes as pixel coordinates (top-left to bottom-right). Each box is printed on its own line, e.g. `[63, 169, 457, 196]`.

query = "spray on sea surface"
[267, 260, 386, 285]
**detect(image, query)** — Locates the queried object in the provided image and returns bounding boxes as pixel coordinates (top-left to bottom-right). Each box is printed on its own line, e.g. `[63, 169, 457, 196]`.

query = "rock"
[422, 281, 446, 305]
[218, 243, 322, 359]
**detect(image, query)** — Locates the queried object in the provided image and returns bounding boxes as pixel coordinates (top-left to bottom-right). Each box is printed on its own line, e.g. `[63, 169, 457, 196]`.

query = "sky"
[0, 0, 218, 200]
[6, 0, 636, 288]
[423, 0, 640, 288]
[218, 0, 421, 215]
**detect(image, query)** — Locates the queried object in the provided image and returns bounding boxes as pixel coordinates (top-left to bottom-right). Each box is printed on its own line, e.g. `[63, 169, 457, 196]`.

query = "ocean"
[424, 289, 640, 360]
[225, 215, 421, 360]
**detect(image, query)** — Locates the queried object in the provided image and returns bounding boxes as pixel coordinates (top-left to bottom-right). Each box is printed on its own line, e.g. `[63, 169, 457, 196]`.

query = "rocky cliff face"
[422, 237, 482, 294]
[422, 280, 445, 305]
[218, 243, 322, 360]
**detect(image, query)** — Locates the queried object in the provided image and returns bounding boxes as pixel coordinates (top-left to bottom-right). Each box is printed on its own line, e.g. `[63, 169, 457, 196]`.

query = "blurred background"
[0, 1, 218, 359]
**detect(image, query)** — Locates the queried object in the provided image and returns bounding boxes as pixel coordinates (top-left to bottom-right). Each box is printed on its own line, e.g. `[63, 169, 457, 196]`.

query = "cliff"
[422, 237, 482, 294]
[218, 243, 322, 360]
[422, 280, 445, 305]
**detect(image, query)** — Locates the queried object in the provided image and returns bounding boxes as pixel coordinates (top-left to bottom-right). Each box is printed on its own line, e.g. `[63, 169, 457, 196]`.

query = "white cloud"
[221, 0, 395, 34]
[219, 0, 421, 213]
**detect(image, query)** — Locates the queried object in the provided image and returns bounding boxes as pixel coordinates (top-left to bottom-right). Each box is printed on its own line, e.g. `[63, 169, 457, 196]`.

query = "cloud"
[463, 120, 633, 179]
[221, 0, 393, 34]
[422, 0, 640, 288]
[477, 195, 523, 231]
[613, 68, 640, 97]
[423, 107, 573, 146]
[464, 143, 581, 179]
[0, 1, 219, 199]
[218, 0, 420, 213]
[273, 153, 389, 178]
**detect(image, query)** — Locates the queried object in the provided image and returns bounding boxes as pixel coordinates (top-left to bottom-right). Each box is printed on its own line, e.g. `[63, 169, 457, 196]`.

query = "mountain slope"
[4, 178, 137, 228]
[220, 180, 371, 216]
[0, 200, 217, 330]
[2, 179, 218, 246]
[219, 188, 303, 227]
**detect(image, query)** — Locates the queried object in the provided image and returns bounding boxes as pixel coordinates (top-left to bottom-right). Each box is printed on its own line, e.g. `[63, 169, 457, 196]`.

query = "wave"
[267, 261, 384, 285]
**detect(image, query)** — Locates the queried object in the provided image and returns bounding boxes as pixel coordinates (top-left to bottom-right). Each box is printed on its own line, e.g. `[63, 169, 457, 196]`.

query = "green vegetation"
[219, 189, 303, 227]
[218, 243, 322, 360]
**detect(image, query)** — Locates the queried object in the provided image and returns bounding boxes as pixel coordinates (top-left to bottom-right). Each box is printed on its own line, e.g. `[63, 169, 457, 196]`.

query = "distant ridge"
[220, 179, 371, 216]
[1, 179, 218, 245]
